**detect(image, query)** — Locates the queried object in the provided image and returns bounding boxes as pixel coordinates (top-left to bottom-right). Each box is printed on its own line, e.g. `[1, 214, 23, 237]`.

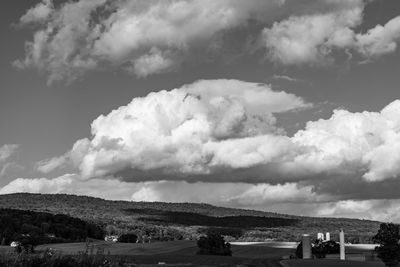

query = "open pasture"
[281, 259, 384, 267]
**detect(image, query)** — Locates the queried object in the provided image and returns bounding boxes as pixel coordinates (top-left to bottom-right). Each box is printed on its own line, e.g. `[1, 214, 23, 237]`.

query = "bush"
[312, 240, 340, 258]
[0, 250, 127, 267]
[197, 231, 232, 256]
[295, 242, 303, 258]
[295, 239, 340, 259]
[118, 233, 137, 243]
[0, 208, 104, 246]
[373, 223, 400, 267]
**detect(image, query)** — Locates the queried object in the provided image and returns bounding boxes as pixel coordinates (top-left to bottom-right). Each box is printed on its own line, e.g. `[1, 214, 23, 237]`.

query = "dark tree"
[295, 241, 303, 258]
[295, 239, 340, 259]
[0, 208, 105, 246]
[312, 239, 340, 258]
[118, 233, 138, 243]
[197, 231, 232, 256]
[373, 223, 400, 267]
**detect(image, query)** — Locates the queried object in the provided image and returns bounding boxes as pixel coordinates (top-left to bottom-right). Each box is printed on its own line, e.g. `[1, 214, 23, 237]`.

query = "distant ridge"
[0, 193, 381, 243]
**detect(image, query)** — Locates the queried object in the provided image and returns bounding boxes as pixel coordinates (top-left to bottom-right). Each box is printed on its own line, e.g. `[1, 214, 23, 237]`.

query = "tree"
[197, 231, 232, 256]
[295, 239, 339, 259]
[312, 239, 340, 258]
[373, 223, 400, 267]
[118, 233, 138, 243]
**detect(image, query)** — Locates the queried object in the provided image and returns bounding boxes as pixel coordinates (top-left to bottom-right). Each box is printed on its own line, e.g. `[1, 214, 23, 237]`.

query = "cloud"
[36, 154, 69, 173]
[14, 0, 284, 83]
[0, 174, 321, 212]
[290, 100, 400, 182]
[4, 174, 400, 222]
[0, 144, 24, 184]
[58, 79, 309, 179]
[0, 174, 137, 201]
[315, 199, 400, 223]
[37, 79, 400, 186]
[130, 48, 176, 78]
[19, 0, 53, 25]
[16, 0, 400, 83]
[0, 144, 19, 163]
[263, 8, 362, 65]
[262, 2, 400, 65]
[272, 75, 302, 82]
[356, 15, 400, 58]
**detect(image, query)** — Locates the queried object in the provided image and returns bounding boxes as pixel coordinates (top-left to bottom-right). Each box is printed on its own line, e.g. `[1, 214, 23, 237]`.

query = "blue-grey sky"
[2, 0, 400, 222]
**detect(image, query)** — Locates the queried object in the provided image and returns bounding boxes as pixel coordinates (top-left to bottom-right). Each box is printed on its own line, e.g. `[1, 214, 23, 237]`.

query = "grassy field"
[33, 240, 293, 266]
[2, 242, 266, 266]
[281, 259, 384, 267]
[35, 240, 294, 257]
[1, 240, 384, 267]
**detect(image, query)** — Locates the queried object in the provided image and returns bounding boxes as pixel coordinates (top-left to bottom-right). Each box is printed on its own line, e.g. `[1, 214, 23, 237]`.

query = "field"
[281, 259, 384, 267]
[35, 240, 294, 257]
[33, 240, 291, 265]
[1, 240, 291, 266]
[0, 240, 384, 266]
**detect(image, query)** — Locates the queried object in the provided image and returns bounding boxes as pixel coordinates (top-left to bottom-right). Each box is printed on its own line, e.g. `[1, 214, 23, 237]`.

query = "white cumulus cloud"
[38, 80, 400, 185]
[262, 1, 400, 65]
[66, 79, 310, 179]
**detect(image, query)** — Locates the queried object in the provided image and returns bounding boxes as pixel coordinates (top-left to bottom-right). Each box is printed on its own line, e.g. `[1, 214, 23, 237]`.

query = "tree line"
[0, 208, 104, 246]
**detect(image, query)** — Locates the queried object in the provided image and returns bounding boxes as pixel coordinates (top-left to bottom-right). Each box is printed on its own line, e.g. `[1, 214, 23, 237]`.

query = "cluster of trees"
[373, 223, 400, 267]
[0, 247, 127, 267]
[295, 239, 340, 259]
[197, 230, 232, 256]
[117, 233, 137, 243]
[293, 223, 400, 267]
[106, 224, 186, 242]
[0, 209, 104, 246]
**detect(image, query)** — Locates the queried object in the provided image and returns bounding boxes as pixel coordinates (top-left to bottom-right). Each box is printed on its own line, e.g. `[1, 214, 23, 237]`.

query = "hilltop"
[0, 193, 381, 243]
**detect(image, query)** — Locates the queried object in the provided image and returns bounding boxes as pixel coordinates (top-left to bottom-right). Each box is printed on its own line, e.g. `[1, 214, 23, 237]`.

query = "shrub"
[295, 239, 340, 259]
[118, 233, 138, 243]
[197, 230, 232, 256]
[373, 223, 400, 267]
[312, 239, 340, 258]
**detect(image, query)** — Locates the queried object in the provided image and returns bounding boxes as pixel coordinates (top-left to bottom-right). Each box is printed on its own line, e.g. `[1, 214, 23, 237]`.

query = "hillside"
[0, 193, 381, 243]
[0, 208, 104, 246]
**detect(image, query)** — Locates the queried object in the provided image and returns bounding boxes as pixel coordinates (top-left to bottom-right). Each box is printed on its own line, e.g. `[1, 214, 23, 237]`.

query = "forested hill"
[0, 193, 295, 223]
[0, 193, 381, 243]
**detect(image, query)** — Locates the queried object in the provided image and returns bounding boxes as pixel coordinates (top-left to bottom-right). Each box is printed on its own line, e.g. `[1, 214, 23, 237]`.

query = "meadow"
[0, 240, 381, 267]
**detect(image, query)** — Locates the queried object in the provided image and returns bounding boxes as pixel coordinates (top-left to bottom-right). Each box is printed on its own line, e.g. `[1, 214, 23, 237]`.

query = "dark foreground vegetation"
[373, 223, 400, 267]
[0, 208, 104, 246]
[0, 248, 128, 267]
[295, 239, 340, 259]
[197, 230, 232, 256]
[0, 193, 382, 243]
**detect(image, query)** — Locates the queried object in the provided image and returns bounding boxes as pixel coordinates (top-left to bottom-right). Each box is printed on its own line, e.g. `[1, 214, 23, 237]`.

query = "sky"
[2, 0, 400, 222]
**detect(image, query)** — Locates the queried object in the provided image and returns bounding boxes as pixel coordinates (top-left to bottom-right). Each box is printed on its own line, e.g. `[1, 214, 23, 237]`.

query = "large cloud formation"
[7, 78, 400, 221]
[37, 79, 400, 185]
[14, 0, 400, 83]
[37, 79, 310, 179]
[31, 77, 400, 189]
